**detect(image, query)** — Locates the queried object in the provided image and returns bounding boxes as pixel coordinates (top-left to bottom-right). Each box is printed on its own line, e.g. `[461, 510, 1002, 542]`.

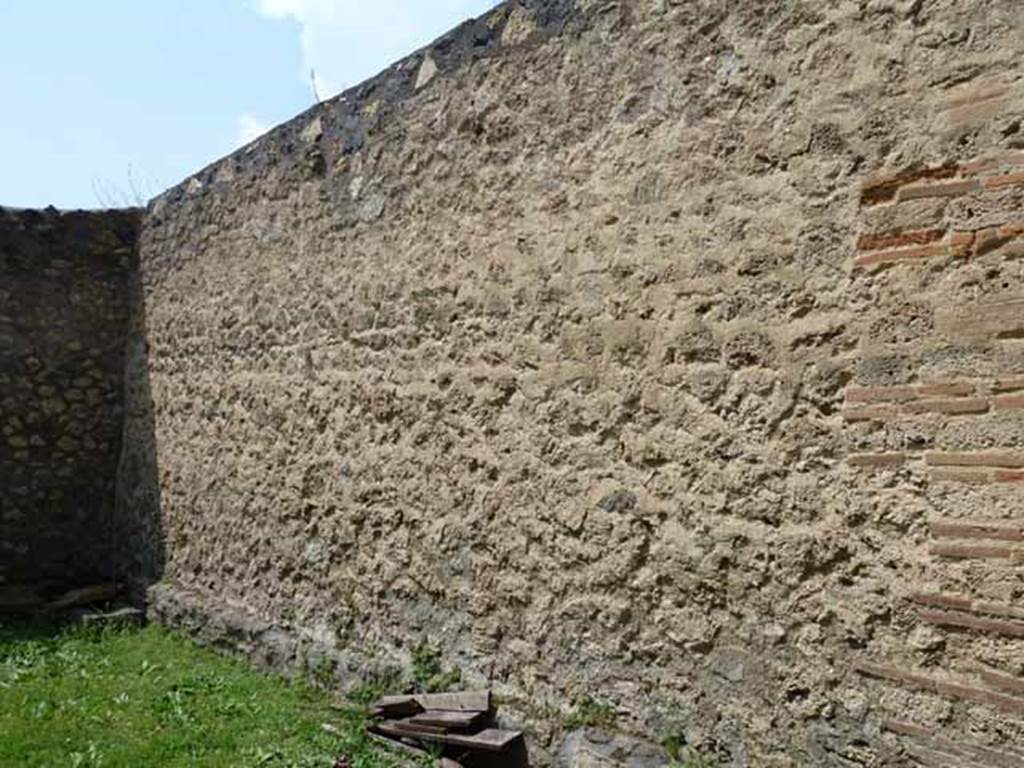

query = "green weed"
[409, 642, 461, 693]
[563, 694, 617, 730]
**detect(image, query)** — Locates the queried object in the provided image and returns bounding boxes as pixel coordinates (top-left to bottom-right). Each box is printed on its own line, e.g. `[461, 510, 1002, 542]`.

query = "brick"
[856, 228, 946, 251]
[848, 453, 905, 469]
[882, 719, 934, 739]
[980, 670, 1024, 696]
[903, 397, 990, 415]
[898, 178, 981, 201]
[993, 376, 1024, 392]
[948, 96, 1015, 128]
[993, 394, 1024, 410]
[930, 467, 993, 484]
[960, 157, 1002, 175]
[841, 406, 893, 422]
[885, 723, 1021, 768]
[845, 385, 917, 404]
[930, 542, 1013, 558]
[903, 745, 983, 768]
[947, 84, 1011, 109]
[983, 171, 1024, 190]
[853, 661, 934, 690]
[854, 243, 951, 267]
[995, 469, 1024, 482]
[925, 451, 1024, 468]
[958, 742, 1024, 768]
[861, 165, 958, 206]
[884, 721, 1016, 768]
[931, 677, 1024, 715]
[862, 659, 1024, 718]
[909, 592, 973, 610]
[975, 601, 1024, 621]
[929, 520, 1024, 541]
[975, 226, 1015, 255]
[998, 221, 1024, 238]
[950, 230, 977, 247]
[916, 382, 975, 398]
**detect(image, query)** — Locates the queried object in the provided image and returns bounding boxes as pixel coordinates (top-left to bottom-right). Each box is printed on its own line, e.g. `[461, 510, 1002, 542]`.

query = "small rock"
[301, 117, 323, 144]
[502, 6, 536, 46]
[415, 55, 438, 91]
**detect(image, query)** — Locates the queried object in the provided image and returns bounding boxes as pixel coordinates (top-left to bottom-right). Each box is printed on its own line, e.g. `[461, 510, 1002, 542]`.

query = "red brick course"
[855, 661, 1024, 715]
[854, 243, 962, 267]
[930, 467, 992, 484]
[930, 542, 1015, 559]
[840, 405, 894, 422]
[903, 398, 990, 415]
[993, 376, 1024, 392]
[926, 451, 1024, 468]
[983, 171, 1024, 190]
[856, 228, 946, 251]
[993, 394, 1024, 410]
[918, 607, 1024, 638]
[861, 165, 958, 206]
[929, 520, 1024, 541]
[885, 720, 1024, 768]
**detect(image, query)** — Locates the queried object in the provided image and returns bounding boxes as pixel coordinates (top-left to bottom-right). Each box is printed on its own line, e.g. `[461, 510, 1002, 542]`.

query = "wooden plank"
[373, 722, 522, 752]
[369, 695, 422, 718]
[413, 690, 491, 713]
[409, 709, 486, 730]
[388, 719, 448, 737]
[443, 728, 523, 752]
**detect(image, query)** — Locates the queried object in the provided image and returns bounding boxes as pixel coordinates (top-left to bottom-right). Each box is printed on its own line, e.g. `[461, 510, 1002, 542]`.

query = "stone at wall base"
[70, 606, 145, 628]
[558, 729, 668, 768]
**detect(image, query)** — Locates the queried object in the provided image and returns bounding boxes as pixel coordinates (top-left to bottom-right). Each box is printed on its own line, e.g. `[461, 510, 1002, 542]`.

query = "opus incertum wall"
[0, 206, 140, 602]
[119, 1, 1024, 765]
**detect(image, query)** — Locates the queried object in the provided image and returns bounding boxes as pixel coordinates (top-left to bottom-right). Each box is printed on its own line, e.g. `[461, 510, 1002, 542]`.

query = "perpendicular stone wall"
[0, 206, 140, 599]
[130, 1, 1024, 765]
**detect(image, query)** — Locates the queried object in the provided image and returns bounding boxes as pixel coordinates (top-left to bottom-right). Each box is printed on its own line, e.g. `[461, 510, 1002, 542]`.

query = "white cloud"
[254, 0, 500, 99]
[237, 114, 272, 146]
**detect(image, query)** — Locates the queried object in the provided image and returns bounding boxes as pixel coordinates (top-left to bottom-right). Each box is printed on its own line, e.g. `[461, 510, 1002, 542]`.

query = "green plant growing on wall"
[672, 753, 718, 768]
[309, 654, 338, 689]
[563, 694, 617, 730]
[349, 666, 405, 706]
[663, 726, 718, 767]
[410, 642, 461, 693]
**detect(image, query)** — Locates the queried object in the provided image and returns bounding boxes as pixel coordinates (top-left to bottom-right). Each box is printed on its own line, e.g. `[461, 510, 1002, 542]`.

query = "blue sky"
[0, 0, 497, 209]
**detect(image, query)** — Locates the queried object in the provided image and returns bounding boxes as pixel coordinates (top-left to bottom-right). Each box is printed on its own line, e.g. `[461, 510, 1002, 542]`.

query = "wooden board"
[409, 709, 486, 730]
[387, 719, 448, 737]
[373, 722, 522, 752]
[444, 729, 523, 752]
[369, 695, 422, 718]
[412, 690, 491, 713]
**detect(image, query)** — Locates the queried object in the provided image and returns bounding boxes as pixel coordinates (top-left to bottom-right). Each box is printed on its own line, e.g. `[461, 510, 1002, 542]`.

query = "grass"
[408, 643, 460, 694]
[0, 620, 417, 768]
[562, 694, 617, 730]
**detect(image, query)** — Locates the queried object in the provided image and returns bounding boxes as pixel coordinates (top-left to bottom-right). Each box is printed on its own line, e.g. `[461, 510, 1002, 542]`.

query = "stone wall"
[0, 206, 140, 600]
[130, 1, 1024, 765]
